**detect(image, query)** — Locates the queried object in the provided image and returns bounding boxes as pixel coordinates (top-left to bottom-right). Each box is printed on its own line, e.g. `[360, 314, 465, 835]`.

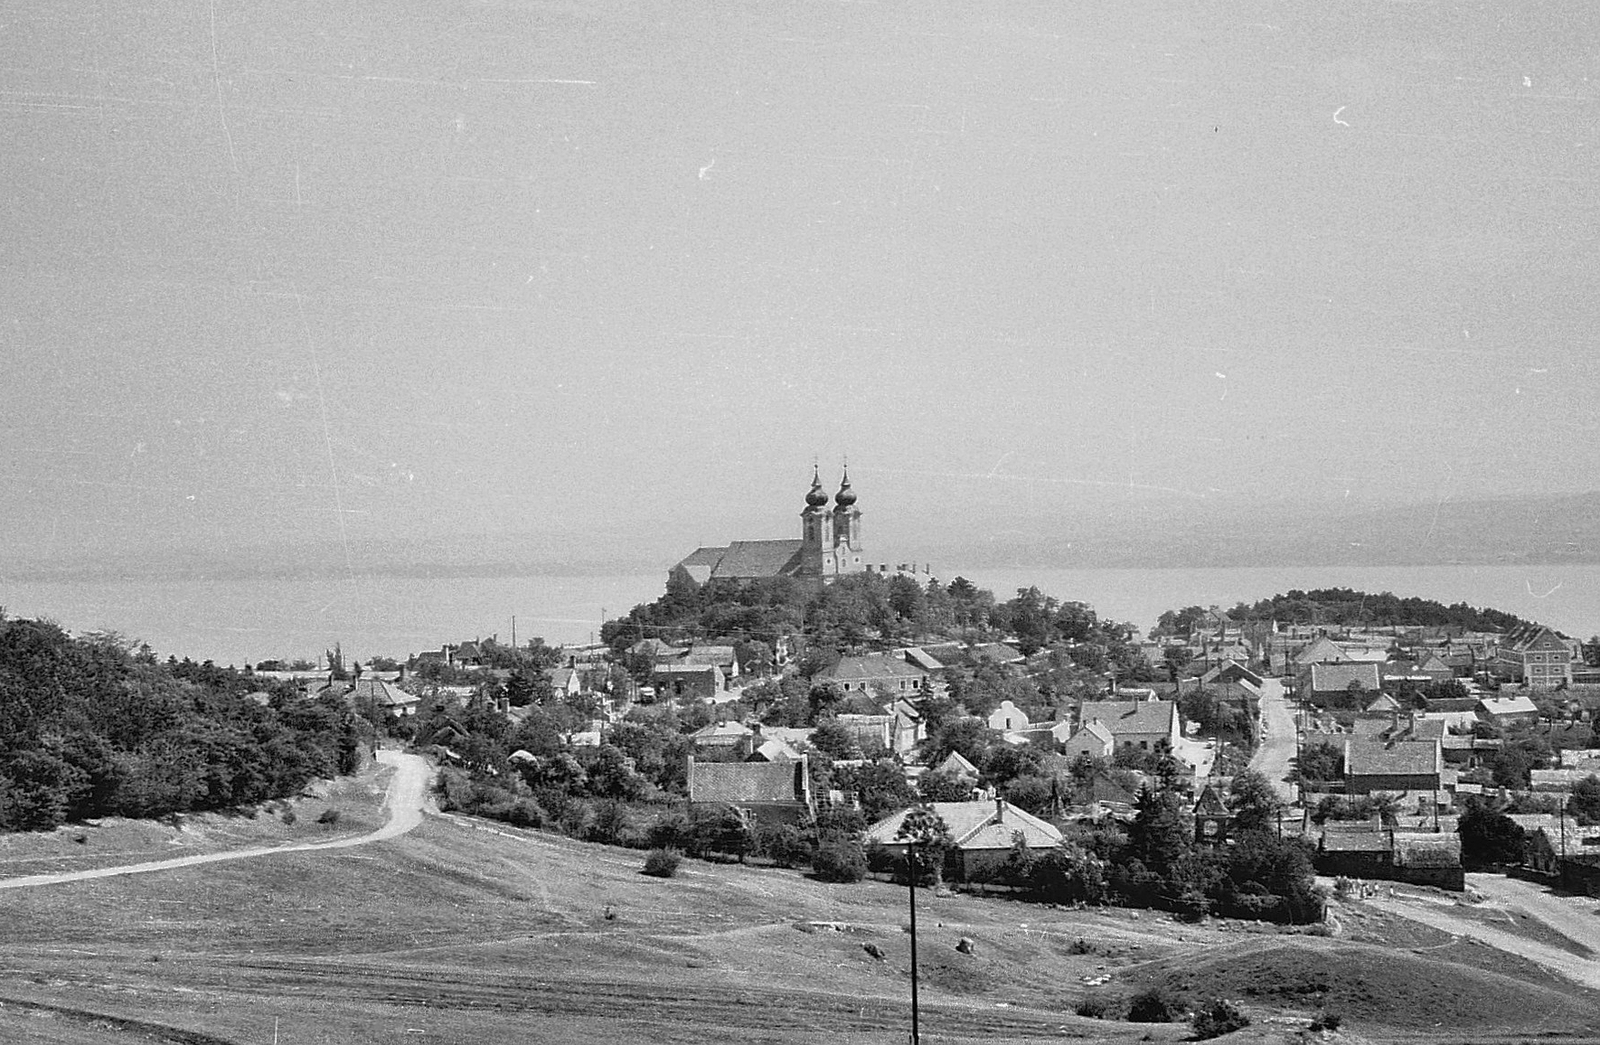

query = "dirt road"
[0, 750, 432, 891]
[1249, 676, 1298, 802]
[1365, 873, 1600, 990]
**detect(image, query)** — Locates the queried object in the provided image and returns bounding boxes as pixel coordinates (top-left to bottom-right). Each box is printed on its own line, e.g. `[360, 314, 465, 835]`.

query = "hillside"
[3, 785, 1598, 1044]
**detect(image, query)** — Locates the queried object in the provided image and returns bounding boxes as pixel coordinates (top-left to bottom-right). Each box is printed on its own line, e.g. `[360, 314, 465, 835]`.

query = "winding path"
[1364, 873, 1600, 990]
[0, 750, 432, 891]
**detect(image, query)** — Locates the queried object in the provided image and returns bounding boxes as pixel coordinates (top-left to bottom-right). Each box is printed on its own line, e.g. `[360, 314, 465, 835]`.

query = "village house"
[1344, 738, 1443, 795]
[1304, 662, 1382, 704]
[686, 754, 815, 825]
[1076, 698, 1181, 753]
[1476, 694, 1541, 729]
[864, 799, 1062, 882]
[987, 700, 1030, 733]
[1062, 719, 1115, 760]
[545, 666, 583, 700]
[1494, 623, 1574, 689]
[652, 662, 726, 701]
[816, 653, 929, 696]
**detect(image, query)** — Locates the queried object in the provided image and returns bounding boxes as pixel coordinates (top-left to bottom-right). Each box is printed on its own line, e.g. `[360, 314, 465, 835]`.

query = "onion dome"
[805, 468, 829, 507]
[835, 470, 857, 507]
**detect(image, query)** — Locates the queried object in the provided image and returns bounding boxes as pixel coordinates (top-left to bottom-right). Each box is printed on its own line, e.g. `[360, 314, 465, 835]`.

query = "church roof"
[674, 539, 805, 582]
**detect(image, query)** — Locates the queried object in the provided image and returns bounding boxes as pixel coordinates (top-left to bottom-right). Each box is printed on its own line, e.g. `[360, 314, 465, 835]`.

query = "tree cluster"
[1222, 588, 1525, 633]
[0, 617, 366, 832]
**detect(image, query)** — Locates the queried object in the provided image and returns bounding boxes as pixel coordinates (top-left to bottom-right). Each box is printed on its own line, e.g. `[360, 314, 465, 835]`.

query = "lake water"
[6, 564, 1600, 667]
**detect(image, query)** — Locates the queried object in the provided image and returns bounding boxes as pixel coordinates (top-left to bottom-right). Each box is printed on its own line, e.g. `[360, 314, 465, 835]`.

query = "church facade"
[673, 469, 923, 589]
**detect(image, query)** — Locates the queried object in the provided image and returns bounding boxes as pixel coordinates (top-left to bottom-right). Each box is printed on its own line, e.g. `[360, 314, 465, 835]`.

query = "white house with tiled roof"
[1494, 623, 1574, 689]
[864, 799, 1062, 881]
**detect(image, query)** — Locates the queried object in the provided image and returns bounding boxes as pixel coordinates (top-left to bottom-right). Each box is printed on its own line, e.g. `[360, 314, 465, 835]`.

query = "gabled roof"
[689, 758, 810, 805]
[1201, 660, 1264, 688]
[1320, 822, 1390, 853]
[747, 738, 803, 762]
[689, 720, 752, 742]
[1391, 833, 1461, 868]
[820, 655, 928, 684]
[1310, 662, 1381, 694]
[1295, 636, 1350, 666]
[1478, 695, 1539, 717]
[1365, 693, 1402, 713]
[1079, 699, 1177, 737]
[351, 678, 416, 708]
[1503, 623, 1567, 654]
[1194, 784, 1231, 818]
[1069, 719, 1116, 749]
[902, 647, 946, 671]
[935, 751, 980, 778]
[712, 539, 806, 580]
[678, 645, 737, 667]
[1415, 651, 1453, 674]
[1345, 739, 1441, 778]
[864, 801, 1062, 852]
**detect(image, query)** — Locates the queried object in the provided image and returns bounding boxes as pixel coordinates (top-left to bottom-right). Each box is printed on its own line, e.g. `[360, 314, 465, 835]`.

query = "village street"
[1249, 676, 1299, 802]
[0, 750, 433, 891]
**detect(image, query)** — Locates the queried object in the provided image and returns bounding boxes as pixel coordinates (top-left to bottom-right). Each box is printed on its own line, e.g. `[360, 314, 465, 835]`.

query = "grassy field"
[3, 786, 1600, 1043]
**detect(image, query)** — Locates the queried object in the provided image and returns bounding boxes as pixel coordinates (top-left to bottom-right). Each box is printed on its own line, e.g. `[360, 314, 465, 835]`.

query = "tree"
[1294, 742, 1344, 784]
[918, 768, 973, 802]
[1492, 735, 1552, 789]
[809, 718, 860, 760]
[1459, 802, 1525, 866]
[1228, 769, 1282, 834]
[1568, 775, 1600, 826]
[895, 805, 955, 888]
[1128, 785, 1190, 877]
[1163, 645, 1194, 681]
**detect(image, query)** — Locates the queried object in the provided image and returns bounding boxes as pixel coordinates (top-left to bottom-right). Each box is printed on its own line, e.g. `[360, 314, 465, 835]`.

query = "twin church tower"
[800, 467, 864, 579]
[671, 468, 930, 590]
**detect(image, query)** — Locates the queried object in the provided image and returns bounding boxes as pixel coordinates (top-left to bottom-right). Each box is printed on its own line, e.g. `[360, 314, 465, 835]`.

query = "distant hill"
[923, 491, 1600, 571]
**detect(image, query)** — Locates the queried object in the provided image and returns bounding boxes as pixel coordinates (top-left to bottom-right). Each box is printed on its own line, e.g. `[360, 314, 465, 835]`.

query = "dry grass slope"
[3, 782, 1599, 1044]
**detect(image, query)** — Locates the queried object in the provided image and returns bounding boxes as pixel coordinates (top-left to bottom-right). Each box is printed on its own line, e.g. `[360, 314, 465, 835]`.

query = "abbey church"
[671, 470, 933, 589]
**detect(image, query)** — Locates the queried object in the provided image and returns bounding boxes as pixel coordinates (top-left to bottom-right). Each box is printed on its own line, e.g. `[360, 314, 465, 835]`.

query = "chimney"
[995, 797, 1007, 821]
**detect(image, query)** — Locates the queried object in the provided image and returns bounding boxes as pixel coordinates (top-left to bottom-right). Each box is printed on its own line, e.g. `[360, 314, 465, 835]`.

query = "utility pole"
[907, 846, 921, 1045]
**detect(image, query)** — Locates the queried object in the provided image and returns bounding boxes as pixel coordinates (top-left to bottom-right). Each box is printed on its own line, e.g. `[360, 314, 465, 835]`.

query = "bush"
[648, 811, 694, 853]
[503, 797, 546, 828]
[642, 848, 682, 878]
[760, 823, 811, 868]
[1191, 998, 1250, 1039]
[316, 808, 341, 825]
[1075, 994, 1113, 1019]
[1126, 986, 1185, 1023]
[864, 840, 897, 874]
[812, 837, 867, 883]
[280, 807, 297, 826]
[1309, 1012, 1343, 1032]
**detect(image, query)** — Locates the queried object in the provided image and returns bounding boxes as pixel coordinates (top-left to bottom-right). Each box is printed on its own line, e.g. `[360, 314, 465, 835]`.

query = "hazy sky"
[4, 1, 1598, 576]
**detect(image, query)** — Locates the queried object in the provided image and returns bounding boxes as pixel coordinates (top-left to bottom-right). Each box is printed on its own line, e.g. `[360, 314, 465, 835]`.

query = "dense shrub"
[864, 840, 898, 875]
[1309, 1012, 1343, 1032]
[503, 797, 546, 828]
[759, 822, 811, 868]
[1126, 986, 1185, 1023]
[1191, 998, 1250, 1039]
[1075, 994, 1113, 1019]
[316, 808, 341, 825]
[642, 848, 682, 878]
[812, 837, 867, 883]
[647, 811, 694, 852]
